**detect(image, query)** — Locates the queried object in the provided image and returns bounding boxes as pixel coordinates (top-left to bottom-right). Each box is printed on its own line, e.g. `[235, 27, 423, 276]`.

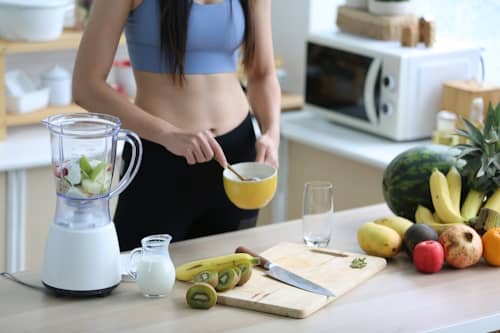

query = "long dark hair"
[159, 0, 255, 83]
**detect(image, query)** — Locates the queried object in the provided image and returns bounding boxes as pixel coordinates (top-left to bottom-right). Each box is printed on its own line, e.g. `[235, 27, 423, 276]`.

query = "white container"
[345, 0, 368, 9]
[5, 70, 49, 114]
[368, 0, 414, 15]
[113, 59, 137, 98]
[0, 0, 74, 41]
[41, 65, 72, 106]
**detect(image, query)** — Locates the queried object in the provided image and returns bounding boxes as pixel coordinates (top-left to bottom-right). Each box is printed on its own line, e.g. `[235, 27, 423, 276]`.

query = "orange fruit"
[482, 227, 500, 267]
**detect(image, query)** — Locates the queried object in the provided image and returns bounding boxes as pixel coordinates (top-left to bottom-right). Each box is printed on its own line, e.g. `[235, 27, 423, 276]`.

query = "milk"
[136, 255, 175, 297]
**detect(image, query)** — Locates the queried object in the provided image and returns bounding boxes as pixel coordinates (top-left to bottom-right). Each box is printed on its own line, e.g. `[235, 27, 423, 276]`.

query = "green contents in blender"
[55, 155, 112, 198]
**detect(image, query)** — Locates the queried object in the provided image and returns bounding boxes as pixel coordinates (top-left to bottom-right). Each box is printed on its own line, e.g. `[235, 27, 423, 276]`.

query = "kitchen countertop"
[0, 124, 51, 172]
[280, 109, 433, 169]
[0, 106, 429, 173]
[1, 203, 500, 332]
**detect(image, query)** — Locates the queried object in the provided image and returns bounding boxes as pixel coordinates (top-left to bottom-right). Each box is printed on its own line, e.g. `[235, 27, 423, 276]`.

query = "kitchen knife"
[235, 246, 335, 297]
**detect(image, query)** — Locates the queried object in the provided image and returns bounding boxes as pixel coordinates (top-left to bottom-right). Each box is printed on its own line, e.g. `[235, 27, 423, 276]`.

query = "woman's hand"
[256, 132, 279, 168]
[163, 129, 227, 167]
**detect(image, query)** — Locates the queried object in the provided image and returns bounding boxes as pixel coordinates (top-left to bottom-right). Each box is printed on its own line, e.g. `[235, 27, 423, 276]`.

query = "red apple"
[439, 224, 483, 269]
[413, 240, 444, 273]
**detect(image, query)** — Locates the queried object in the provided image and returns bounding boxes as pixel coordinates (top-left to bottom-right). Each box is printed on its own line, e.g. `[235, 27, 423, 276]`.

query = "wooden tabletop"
[1, 203, 500, 333]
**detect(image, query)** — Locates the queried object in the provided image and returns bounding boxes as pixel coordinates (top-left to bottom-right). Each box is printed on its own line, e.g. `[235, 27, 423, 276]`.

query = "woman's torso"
[126, 0, 250, 136]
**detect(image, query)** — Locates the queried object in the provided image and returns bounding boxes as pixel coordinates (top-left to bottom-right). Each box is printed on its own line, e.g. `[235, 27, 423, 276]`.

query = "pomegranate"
[439, 224, 483, 269]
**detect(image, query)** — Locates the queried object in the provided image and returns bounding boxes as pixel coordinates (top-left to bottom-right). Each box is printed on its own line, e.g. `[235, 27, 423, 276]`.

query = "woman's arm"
[72, 0, 172, 143]
[245, 0, 281, 168]
[72, 0, 227, 167]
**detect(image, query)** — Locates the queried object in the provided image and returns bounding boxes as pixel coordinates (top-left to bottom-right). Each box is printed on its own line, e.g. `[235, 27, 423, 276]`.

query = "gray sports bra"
[124, 0, 245, 74]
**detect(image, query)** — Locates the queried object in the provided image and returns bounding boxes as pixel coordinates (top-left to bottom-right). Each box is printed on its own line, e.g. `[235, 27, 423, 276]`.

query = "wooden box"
[441, 80, 500, 128]
[336, 5, 418, 41]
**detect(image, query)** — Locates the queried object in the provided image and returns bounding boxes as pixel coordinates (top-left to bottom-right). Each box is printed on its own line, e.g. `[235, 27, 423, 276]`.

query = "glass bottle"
[432, 110, 460, 146]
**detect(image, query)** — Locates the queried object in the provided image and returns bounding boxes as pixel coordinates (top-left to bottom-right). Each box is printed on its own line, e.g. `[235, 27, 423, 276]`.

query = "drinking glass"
[302, 181, 334, 248]
[128, 234, 176, 298]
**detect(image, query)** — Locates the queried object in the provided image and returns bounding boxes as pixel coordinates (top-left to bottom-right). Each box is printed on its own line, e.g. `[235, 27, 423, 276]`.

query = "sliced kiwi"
[186, 282, 217, 309]
[232, 267, 241, 285]
[193, 271, 218, 288]
[236, 264, 252, 286]
[215, 268, 239, 292]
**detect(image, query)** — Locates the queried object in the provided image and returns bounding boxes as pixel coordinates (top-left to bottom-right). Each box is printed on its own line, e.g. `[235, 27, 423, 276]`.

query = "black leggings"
[114, 113, 259, 251]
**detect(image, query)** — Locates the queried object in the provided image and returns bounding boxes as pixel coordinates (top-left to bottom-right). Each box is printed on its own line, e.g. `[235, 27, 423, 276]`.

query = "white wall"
[271, 0, 310, 95]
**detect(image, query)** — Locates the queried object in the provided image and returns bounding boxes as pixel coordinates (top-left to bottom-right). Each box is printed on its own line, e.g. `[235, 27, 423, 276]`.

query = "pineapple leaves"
[454, 102, 500, 193]
[461, 117, 484, 148]
[484, 102, 495, 134]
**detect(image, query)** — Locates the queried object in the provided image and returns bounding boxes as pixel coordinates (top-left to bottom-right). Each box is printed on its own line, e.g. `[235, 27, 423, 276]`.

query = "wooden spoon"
[226, 164, 259, 182]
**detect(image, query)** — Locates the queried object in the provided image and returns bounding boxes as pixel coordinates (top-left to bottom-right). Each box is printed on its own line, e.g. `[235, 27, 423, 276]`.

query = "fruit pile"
[175, 253, 260, 310]
[366, 102, 500, 273]
[54, 155, 112, 198]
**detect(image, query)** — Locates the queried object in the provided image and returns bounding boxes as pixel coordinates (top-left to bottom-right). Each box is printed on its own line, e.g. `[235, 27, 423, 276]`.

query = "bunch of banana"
[429, 167, 464, 224]
[425, 166, 500, 234]
[175, 253, 259, 282]
[415, 205, 459, 235]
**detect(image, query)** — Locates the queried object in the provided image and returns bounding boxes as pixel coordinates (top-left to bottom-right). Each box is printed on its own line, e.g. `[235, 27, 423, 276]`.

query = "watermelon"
[383, 144, 465, 221]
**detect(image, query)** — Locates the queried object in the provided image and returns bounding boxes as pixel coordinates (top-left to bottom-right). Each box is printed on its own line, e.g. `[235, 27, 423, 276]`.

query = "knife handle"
[235, 246, 271, 270]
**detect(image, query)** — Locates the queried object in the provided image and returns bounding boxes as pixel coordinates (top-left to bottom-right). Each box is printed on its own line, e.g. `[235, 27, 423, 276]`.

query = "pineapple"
[454, 102, 500, 223]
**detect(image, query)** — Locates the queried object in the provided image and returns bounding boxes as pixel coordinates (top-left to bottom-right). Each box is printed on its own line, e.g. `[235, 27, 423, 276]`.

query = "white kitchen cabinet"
[279, 110, 432, 222]
[24, 167, 55, 270]
[285, 141, 384, 220]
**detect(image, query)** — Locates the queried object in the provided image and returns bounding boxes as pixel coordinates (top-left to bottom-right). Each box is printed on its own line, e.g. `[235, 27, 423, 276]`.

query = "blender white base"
[42, 222, 121, 295]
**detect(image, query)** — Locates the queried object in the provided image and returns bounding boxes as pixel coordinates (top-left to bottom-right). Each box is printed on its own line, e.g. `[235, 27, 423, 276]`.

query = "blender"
[41, 112, 142, 296]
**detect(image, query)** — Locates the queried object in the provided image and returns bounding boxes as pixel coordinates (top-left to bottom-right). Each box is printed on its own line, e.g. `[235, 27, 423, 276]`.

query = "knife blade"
[235, 246, 335, 297]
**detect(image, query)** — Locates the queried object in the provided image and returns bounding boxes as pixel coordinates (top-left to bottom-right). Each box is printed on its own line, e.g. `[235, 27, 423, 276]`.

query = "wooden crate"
[441, 80, 500, 128]
[336, 5, 418, 41]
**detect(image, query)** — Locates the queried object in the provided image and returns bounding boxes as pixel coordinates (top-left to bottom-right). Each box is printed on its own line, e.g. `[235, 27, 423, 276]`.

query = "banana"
[415, 219, 458, 235]
[461, 189, 485, 221]
[175, 253, 260, 282]
[484, 187, 500, 213]
[433, 212, 442, 223]
[430, 169, 464, 224]
[374, 216, 413, 239]
[415, 205, 438, 224]
[415, 205, 460, 234]
[446, 166, 462, 214]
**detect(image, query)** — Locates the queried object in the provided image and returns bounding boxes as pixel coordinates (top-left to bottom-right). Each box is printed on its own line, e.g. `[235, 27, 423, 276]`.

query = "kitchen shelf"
[0, 30, 126, 140]
[6, 104, 84, 127]
[0, 29, 126, 55]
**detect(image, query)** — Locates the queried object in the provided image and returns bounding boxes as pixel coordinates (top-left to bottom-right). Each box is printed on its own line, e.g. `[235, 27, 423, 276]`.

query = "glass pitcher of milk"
[128, 234, 176, 298]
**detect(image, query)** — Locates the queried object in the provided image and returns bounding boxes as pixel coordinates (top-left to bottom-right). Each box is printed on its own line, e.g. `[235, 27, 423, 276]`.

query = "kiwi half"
[186, 282, 217, 309]
[236, 264, 252, 286]
[215, 268, 239, 292]
[193, 271, 218, 288]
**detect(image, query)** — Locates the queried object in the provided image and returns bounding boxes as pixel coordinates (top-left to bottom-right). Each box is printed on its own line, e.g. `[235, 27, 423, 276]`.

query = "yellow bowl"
[223, 162, 278, 210]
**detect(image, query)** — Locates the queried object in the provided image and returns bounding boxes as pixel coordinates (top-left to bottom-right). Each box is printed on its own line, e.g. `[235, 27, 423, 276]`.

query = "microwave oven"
[305, 31, 483, 141]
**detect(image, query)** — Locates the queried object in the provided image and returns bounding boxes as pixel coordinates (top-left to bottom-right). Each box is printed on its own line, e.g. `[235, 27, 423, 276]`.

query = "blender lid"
[43, 112, 122, 138]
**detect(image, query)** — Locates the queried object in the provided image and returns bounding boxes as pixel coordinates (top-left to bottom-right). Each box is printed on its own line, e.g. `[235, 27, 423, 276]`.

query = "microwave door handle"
[364, 57, 382, 125]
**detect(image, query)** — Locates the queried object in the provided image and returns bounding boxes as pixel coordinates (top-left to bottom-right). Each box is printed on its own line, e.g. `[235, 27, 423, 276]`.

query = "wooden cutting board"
[217, 242, 386, 318]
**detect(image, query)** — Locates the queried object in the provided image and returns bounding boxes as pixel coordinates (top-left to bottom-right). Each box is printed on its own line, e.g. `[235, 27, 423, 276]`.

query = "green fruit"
[193, 271, 218, 288]
[215, 268, 239, 292]
[382, 144, 462, 220]
[357, 222, 402, 258]
[79, 155, 93, 176]
[186, 282, 217, 309]
[81, 178, 103, 195]
[403, 223, 439, 259]
[236, 264, 252, 286]
[90, 162, 107, 181]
